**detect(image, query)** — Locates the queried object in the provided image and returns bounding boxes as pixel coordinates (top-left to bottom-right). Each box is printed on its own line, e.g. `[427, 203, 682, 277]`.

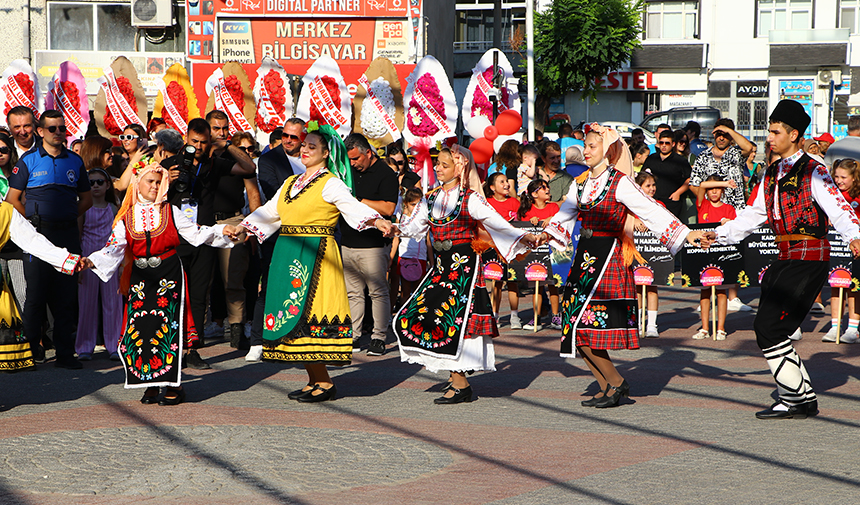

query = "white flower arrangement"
[360, 77, 396, 139]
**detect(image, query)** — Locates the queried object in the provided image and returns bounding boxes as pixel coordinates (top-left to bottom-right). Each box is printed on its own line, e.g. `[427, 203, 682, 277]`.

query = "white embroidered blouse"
[397, 185, 530, 262]
[240, 171, 382, 242]
[544, 168, 690, 255]
[88, 203, 233, 283]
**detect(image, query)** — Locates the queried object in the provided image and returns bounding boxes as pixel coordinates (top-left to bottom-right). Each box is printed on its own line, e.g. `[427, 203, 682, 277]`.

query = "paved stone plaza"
[3, 285, 860, 504]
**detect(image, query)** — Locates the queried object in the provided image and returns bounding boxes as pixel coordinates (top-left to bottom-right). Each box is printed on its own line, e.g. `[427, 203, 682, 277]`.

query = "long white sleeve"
[615, 176, 690, 255]
[171, 206, 233, 248]
[466, 193, 529, 262]
[88, 219, 128, 282]
[9, 210, 80, 275]
[241, 184, 283, 243]
[321, 177, 382, 231]
[398, 198, 430, 239]
[714, 183, 767, 245]
[544, 183, 581, 248]
[811, 166, 860, 244]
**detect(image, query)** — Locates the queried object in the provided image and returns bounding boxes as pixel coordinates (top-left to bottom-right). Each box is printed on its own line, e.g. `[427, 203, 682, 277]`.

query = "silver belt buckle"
[134, 258, 147, 269]
[581, 228, 593, 239]
[433, 239, 453, 251]
[147, 257, 162, 268]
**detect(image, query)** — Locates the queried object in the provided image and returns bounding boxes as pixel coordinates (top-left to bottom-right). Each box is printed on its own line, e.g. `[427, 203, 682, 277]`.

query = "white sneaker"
[788, 328, 802, 341]
[510, 314, 523, 330]
[523, 319, 543, 331]
[245, 345, 263, 362]
[644, 326, 659, 338]
[822, 326, 839, 343]
[727, 298, 752, 312]
[840, 328, 859, 344]
[809, 302, 826, 315]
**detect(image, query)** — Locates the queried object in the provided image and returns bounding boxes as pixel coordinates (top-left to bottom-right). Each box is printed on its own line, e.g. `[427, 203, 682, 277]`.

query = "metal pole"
[493, 0, 502, 49]
[526, 0, 535, 142]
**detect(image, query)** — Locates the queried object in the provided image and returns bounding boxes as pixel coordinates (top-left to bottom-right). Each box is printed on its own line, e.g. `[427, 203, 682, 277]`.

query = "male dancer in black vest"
[702, 100, 860, 419]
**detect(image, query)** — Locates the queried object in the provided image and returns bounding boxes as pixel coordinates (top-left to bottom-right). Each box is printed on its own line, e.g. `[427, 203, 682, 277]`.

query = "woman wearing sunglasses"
[76, 168, 122, 361]
[0, 133, 18, 193]
[118, 124, 148, 160]
[386, 142, 420, 190]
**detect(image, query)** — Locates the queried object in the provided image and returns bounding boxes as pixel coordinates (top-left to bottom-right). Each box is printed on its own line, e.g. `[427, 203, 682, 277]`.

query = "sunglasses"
[0, 146, 9, 155]
[282, 134, 301, 141]
[240, 145, 255, 153]
[657, 141, 673, 145]
[390, 159, 405, 166]
[118, 134, 140, 141]
[45, 125, 67, 134]
[89, 179, 106, 186]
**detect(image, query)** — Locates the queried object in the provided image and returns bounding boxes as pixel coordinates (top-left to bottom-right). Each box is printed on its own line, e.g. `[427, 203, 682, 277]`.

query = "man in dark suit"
[246, 117, 305, 361]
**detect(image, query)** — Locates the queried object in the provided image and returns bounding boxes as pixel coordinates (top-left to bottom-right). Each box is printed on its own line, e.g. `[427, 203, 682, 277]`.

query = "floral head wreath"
[306, 120, 354, 194]
[113, 161, 170, 229]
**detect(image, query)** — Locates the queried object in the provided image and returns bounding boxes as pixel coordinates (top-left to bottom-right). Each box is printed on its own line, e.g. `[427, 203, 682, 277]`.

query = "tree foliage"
[533, 0, 644, 102]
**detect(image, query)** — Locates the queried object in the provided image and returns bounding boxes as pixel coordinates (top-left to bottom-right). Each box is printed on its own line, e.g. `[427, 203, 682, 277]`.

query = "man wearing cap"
[813, 132, 834, 156]
[702, 99, 860, 419]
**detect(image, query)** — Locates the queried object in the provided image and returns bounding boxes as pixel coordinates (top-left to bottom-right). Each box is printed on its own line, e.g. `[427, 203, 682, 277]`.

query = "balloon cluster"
[467, 109, 522, 165]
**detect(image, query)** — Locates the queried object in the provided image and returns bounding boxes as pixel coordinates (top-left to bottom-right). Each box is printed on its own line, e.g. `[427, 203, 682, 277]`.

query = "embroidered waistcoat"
[578, 169, 626, 233]
[763, 155, 827, 238]
[124, 203, 180, 259]
[428, 188, 478, 243]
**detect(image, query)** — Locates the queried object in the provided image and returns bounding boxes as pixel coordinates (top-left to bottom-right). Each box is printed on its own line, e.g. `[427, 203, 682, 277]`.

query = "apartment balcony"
[453, 40, 523, 76]
[769, 29, 849, 68]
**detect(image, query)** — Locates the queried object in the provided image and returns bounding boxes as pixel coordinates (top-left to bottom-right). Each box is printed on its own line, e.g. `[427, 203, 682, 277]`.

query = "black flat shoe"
[582, 384, 610, 407]
[158, 388, 186, 406]
[288, 384, 315, 400]
[184, 350, 211, 370]
[594, 380, 629, 409]
[140, 387, 160, 404]
[297, 384, 337, 403]
[434, 386, 473, 404]
[755, 400, 816, 419]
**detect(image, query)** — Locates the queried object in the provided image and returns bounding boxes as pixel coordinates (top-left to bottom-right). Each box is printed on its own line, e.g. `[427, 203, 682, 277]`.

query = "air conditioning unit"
[131, 0, 173, 28]
[817, 68, 842, 87]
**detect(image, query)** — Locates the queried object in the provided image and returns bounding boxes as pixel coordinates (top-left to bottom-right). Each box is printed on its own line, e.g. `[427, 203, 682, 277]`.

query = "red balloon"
[469, 137, 494, 165]
[483, 125, 499, 141]
[495, 110, 522, 136]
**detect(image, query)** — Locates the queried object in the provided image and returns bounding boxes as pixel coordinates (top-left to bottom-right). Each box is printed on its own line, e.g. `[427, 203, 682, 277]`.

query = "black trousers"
[23, 226, 80, 360]
[753, 259, 828, 349]
[177, 242, 217, 345]
[250, 236, 276, 347]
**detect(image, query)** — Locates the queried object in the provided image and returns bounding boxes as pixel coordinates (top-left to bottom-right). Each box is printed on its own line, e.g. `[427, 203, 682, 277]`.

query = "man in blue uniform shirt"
[6, 110, 92, 369]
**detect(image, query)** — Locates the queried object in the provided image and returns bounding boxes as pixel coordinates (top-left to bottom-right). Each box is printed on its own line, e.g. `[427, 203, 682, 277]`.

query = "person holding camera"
[166, 118, 255, 369]
[5, 110, 92, 369]
[206, 110, 260, 350]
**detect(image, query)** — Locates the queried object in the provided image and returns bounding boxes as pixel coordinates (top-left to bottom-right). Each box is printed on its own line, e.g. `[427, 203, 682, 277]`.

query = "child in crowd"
[630, 142, 651, 173]
[693, 174, 737, 340]
[392, 188, 429, 311]
[823, 158, 860, 343]
[633, 171, 663, 337]
[514, 144, 541, 198]
[518, 179, 561, 330]
[76, 168, 123, 360]
[483, 172, 524, 327]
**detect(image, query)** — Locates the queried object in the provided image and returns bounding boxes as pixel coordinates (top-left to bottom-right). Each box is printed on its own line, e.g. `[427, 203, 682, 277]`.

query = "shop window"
[49, 1, 184, 52]
[840, 0, 860, 34]
[645, 1, 698, 40]
[756, 0, 813, 37]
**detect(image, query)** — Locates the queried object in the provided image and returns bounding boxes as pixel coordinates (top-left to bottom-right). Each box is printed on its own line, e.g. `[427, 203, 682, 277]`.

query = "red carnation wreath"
[3, 72, 36, 117]
[407, 74, 446, 138]
[470, 67, 509, 119]
[255, 69, 287, 133]
[103, 76, 139, 135]
[308, 76, 341, 126]
[163, 81, 189, 131]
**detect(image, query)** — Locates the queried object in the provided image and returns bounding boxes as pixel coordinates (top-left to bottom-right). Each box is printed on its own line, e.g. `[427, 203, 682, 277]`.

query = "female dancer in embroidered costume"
[0, 202, 81, 372]
[539, 125, 703, 408]
[81, 163, 235, 405]
[395, 147, 539, 404]
[226, 123, 392, 403]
